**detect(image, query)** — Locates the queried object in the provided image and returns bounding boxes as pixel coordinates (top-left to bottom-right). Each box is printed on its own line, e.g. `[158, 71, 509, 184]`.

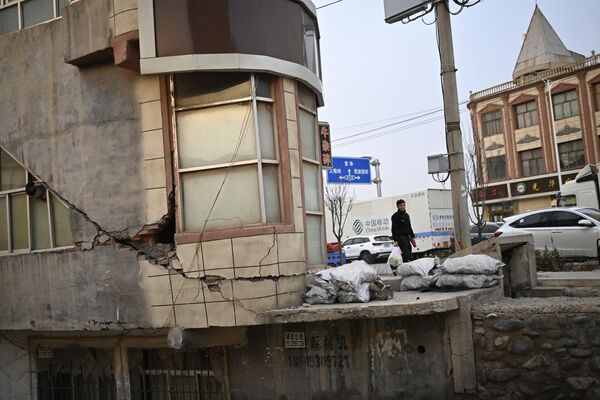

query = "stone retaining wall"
[471, 298, 600, 399]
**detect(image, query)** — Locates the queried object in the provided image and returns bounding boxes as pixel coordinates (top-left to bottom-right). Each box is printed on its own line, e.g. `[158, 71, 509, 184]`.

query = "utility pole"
[435, 0, 470, 251]
[371, 158, 383, 198]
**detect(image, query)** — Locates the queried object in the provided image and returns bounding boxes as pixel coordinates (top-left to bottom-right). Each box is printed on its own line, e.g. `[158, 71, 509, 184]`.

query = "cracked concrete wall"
[228, 316, 453, 399]
[0, 0, 166, 240]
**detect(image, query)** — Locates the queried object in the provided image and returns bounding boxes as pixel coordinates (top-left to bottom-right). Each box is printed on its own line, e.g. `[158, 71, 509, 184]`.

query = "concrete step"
[537, 271, 600, 287]
[527, 286, 600, 298]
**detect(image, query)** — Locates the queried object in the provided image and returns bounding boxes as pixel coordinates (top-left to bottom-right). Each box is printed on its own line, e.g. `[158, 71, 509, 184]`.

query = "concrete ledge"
[472, 296, 600, 315]
[537, 271, 600, 287]
[258, 287, 502, 324]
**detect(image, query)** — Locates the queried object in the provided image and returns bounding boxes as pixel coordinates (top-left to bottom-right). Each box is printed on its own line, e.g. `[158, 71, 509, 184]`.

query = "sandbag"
[387, 246, 403, 267]
[441, 254, 504, 275]
[338, 283, 370, 303]
[325, 261, 379, 290]
[400, 275, 433, 291]
[395, 257, 437, 277]
[436, 273, 499, 289]
[303, 285, 336, 304]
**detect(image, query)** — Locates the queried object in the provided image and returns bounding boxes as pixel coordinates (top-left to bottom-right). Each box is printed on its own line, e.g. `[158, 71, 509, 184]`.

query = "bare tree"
[464, 132, 487, 243]
[324, 184, 356, 264]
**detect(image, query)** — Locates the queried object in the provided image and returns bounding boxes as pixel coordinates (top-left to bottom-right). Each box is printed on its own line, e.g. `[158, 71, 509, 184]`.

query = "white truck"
[325, 189, 455, 256]
[559, 164, 600, 208]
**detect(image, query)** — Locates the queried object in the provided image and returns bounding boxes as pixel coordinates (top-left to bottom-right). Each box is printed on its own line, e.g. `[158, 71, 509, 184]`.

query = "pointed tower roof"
[512, 6, 583, 80]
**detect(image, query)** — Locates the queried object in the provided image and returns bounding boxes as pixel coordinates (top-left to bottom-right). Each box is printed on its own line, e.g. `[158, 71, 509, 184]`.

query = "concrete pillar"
[114, 340, 131, 400]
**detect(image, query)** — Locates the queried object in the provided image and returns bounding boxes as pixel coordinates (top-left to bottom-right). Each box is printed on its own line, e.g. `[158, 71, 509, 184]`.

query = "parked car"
[470, 223, 501, 246]
[496, 207, 600, 258]
[341, 235, 394, 264]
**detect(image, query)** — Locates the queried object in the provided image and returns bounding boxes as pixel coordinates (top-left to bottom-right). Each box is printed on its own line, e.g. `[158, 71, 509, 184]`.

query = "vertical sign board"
[319, 122, 332, 169]
[326, 157, 372, 184]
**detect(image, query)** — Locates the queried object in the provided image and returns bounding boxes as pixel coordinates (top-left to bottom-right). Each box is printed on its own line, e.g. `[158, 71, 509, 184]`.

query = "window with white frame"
[298, 84, 325, 265]
[0, 0, 71, 36]
[0, 148, 73, 253]
[173, 72, 282, 232]
[552, 89, 580, 120]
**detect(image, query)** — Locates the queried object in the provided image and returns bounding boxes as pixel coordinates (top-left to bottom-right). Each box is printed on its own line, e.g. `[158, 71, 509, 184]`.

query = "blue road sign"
[326, 157, 372, 184]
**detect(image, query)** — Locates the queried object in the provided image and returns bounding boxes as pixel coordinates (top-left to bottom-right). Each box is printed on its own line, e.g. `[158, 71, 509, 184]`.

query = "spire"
[512, 6, 583, 80]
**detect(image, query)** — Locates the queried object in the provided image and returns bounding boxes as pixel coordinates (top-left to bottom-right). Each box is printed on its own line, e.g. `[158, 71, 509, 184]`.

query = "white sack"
[441, 254, 504, 275]
[387, 246, 403, 267]
[338, 283, 371, 303]
[395, 257, 437, 277]
[303, 286, 336, 304]
[400, 275, 432, 291]
[323, 261, 379, 291]
[436, 273, 499, 289]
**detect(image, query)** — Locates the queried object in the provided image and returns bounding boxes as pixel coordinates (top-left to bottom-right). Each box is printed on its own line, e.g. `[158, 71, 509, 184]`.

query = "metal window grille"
[36, 348, 116, 400]
[129, 349, 226, 400]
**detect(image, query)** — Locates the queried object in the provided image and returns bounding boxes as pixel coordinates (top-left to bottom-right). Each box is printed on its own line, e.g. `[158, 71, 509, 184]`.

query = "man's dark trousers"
[397, 235, 412, 262]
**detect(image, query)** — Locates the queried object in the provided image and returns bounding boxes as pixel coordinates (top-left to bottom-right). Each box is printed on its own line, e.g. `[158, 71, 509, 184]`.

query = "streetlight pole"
[371, 159, 383, 198]
[435, 0, 470, 251]
[544, 79, 563, 193]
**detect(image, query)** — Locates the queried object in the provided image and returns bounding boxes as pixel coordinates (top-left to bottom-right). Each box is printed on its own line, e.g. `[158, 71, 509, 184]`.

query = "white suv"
[341, 235, 394, 264]
[496, 207, 600, 258]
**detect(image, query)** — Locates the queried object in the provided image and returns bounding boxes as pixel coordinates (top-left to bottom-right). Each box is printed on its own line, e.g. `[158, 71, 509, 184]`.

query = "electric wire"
[316, 0, 343, 10]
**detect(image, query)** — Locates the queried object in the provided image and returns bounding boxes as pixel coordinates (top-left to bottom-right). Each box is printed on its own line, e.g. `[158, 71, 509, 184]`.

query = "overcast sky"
[315, 0, 600, 201]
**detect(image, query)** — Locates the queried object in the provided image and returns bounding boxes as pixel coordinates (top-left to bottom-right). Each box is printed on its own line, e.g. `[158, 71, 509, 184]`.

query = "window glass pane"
[0, 149, 26, 191]
[58, 0, 70, 16]
[0, 5, 18, 36]
[262, 164, 281, 223]
[0, 196, 7, 251]
[257, 103, 277, 160]
[31, 194, 50, 250]
[298, 85, 316, 111]
[303, 162, 321, 212]
[177, 103, 257, 168]
[299, 110, 317, 160]
[181, 165, 261, 231]
[10, 194, 28, 250]
[51, 194, 73, 247]
[550, 211, 582, 227]
[174, 72, 251, 107]
[307, 215, 323, 265]
[512, 213, 547, 228]
[255, 75, 272, 98]
[22, 0, 54, 28]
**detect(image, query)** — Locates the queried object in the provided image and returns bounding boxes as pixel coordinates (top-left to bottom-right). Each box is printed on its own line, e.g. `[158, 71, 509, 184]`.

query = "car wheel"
[360, 251, 375, 264]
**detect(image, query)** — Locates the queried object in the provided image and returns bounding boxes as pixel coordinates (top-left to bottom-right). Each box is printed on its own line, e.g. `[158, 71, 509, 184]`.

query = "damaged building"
[0, 1, 508, 399]
[0, 0, 327, 398]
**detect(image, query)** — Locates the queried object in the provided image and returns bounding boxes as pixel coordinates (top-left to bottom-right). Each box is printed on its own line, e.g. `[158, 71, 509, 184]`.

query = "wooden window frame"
[514, 100, 539, 129]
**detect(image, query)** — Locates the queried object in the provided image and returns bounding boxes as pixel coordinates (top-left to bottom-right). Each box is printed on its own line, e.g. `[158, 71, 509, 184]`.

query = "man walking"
[391, 199, 417, 262]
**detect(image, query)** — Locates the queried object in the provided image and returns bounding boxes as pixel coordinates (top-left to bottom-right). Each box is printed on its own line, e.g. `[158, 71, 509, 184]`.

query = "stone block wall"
[471, 299, 600, 399]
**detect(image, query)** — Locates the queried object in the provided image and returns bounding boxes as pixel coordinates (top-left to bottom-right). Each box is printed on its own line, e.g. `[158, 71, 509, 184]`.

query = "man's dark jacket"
[391, 210, 415, 241]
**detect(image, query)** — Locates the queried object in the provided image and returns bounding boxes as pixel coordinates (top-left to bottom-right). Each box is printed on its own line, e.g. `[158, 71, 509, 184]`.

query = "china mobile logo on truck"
[353, 218, 389, 235]
[352, 220, 364, 234]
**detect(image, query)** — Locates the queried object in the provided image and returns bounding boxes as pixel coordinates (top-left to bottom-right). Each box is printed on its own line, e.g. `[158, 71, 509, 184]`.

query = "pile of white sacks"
[303, 261, 393, 304]
[391, 253, 503, 291]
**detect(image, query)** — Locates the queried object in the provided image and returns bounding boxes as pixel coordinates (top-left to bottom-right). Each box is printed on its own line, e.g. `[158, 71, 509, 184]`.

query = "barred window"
[520, 148, 544, 177]
[486, 155, 506, 181]
[558, 140, 585, 170]
[514, 101, 539, 129]
[481, 110, 503, 137]
[552, 90, 579, 120]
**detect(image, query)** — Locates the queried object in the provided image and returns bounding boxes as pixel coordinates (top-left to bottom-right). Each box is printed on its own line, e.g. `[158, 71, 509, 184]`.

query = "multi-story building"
[0, 0, 329, 397]
[468, 6, 600, 221]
